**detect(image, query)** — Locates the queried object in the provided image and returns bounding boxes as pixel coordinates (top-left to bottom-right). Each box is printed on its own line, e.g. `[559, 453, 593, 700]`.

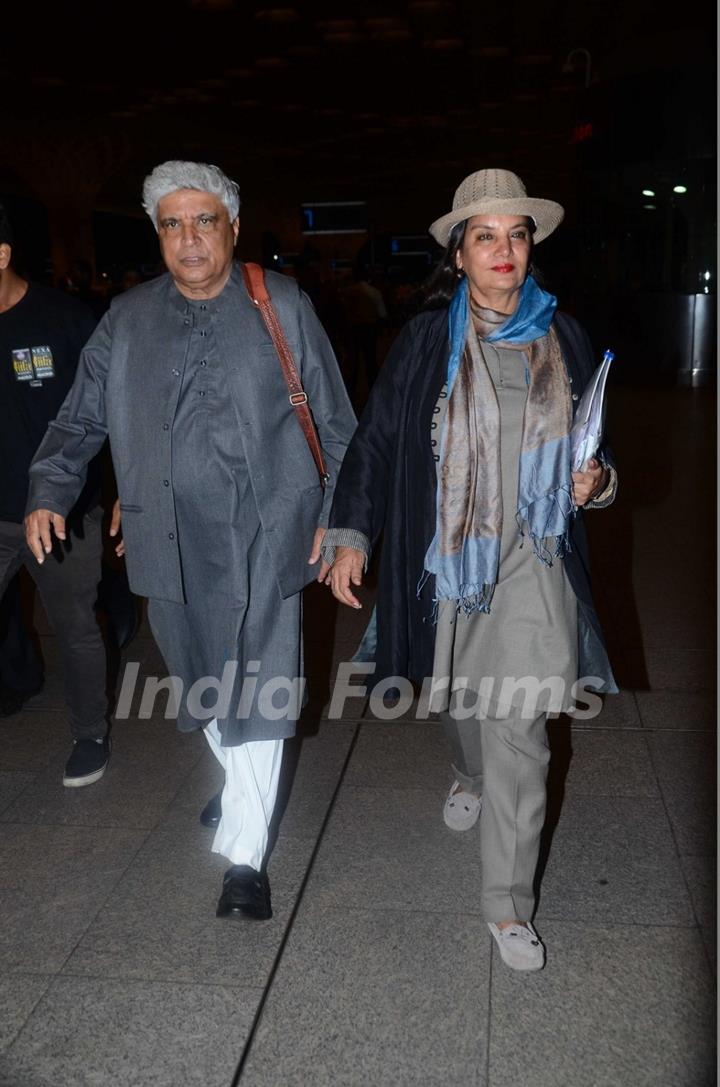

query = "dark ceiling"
[2, 0, 715, 225]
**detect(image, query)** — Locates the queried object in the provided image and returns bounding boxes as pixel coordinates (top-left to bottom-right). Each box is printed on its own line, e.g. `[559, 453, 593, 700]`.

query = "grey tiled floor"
[0, 386, 716, 1086]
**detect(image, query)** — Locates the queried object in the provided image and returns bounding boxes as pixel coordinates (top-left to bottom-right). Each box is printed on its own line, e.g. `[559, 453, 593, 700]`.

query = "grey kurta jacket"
[26, 263, 357, 603]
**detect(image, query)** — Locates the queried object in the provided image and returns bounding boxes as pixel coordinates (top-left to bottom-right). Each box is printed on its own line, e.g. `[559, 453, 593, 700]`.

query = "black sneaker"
[63, 738, 110, 788]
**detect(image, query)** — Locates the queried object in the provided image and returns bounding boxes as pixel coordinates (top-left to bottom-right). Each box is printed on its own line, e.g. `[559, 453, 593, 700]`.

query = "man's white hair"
[142, 161, 241, 231]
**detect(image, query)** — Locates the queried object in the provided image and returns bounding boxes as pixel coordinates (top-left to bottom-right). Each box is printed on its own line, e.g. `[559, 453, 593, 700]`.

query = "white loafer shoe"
[488, 922, 545, 971]
[443, 781, 482, 831]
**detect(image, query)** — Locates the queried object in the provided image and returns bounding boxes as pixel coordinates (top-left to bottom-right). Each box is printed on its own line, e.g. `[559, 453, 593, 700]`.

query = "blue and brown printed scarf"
[422, 275, 574, 613]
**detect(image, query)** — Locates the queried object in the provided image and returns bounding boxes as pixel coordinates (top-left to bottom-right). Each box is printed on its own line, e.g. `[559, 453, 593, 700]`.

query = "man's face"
[157, 189, 239, 299]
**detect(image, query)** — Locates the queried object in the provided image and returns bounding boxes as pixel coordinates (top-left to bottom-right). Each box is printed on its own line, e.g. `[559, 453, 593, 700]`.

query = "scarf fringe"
[529, 530, 570, 566]
[418, 573, 496, 624]
[455, 583, 495, 615]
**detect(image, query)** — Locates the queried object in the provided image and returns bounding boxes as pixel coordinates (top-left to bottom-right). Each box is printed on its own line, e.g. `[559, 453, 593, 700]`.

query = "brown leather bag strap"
[242, 262, 329, 487]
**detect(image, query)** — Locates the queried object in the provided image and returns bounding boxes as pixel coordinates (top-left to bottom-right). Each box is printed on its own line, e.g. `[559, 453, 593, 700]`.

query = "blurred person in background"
[0, 204, 110, 786]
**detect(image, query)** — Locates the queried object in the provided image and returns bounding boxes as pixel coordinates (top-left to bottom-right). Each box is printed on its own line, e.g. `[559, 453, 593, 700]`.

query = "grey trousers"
[440, 700, 550, 923]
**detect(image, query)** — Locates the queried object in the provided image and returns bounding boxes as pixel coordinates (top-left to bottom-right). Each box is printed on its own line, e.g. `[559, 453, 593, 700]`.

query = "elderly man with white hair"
[25, 160, 356, 921]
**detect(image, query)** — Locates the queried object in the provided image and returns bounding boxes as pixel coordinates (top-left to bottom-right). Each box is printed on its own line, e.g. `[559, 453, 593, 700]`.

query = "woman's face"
[455, 214, 532, 310]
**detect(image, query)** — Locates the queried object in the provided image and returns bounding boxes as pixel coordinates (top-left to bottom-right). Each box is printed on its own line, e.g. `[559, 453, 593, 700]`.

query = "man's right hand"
[24, 509, 66, 564]
[328, 546, 365, 609]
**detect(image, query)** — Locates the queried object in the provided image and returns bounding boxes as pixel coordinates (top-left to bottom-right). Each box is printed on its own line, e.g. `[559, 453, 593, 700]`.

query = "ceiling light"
[408, 0, 452, 12]
[642, 189, 655, 197]
[673, 185, 687, 193]
[423, 36, 463, 50]
[369, 27, 412, 42]
[187, 0, 234, 9]
[323, 32, 365, 45]
[516, 53, 552, 65]
[474, 46, 510, 58]
[316, 19, 357, 32]
[364, 17, 408, 32]
[255, 56, 288, 69]
[254, 7, 300, 22]
[643, 204, 657, 210]
[286, 44, 322, 57]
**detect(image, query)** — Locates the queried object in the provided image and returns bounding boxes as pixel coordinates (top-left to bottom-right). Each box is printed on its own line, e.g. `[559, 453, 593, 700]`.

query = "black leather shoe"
[216, 865, 272, 921]
[200, 790, 222, 828]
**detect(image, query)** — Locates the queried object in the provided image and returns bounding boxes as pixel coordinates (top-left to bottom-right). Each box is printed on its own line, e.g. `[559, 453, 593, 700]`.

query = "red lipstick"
[492, 264, 514, 273]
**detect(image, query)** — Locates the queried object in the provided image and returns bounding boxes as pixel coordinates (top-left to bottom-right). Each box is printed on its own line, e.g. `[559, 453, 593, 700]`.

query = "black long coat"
[329, 306, 617, 692]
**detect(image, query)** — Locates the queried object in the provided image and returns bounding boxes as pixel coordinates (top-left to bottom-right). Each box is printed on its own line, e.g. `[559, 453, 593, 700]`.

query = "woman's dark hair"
[0, 204, 14, 247]
[419, 221, 468, 310]
[418, 215, 539, 311]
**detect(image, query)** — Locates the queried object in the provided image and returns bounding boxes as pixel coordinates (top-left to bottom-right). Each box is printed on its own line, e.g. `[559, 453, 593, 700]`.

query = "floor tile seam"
[0, 975, 53, 1058]
[28, 826, 155, 980]
[2, 705, 70, 714]
[297, 902, 703, 929]
[52, 970, 267, 994]
[557, 788, 663, 798]
[0, 775, 39, 819]
[534, 915, 702, 930]
[484, 939, 494, 1087]
[570, 724, 715, 733]
[339, 782, 664, 799]
[145, 744, 216, 831]
[316, 713, 369, 724]
[0, 818, 165, 830]
[228, 719, 365, 1087]
[634, 685, 717, 694]
[334, 723, 715, 734]
[329, 782, 451, 797]
[641, 730, 716, 901]
[289, 900, 494, 923]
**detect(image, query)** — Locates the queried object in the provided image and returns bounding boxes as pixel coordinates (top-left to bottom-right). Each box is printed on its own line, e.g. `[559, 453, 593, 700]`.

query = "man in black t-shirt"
[0, 206, 110, 786]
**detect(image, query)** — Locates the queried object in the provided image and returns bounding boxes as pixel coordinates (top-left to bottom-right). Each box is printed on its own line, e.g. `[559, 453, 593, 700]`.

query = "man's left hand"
[109, 499, 125, 557]
[308, 526, 329, 580]
[571, 457, 608, 507]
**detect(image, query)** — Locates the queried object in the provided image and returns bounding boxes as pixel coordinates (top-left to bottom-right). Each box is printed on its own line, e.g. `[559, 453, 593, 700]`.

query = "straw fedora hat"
[429, 168, 564, 247]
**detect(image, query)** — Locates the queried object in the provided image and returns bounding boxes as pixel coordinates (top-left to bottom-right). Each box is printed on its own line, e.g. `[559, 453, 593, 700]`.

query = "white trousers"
[203, 719, 284, 871]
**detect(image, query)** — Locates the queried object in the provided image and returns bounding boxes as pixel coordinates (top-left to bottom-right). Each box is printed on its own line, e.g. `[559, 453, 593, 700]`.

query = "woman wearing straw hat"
[321, 168, 617, 971]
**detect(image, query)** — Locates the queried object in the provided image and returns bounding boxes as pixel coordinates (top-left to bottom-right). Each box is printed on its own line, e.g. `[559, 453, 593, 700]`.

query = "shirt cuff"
[585, 464, 618, 509]
[321, 528, 370, 570]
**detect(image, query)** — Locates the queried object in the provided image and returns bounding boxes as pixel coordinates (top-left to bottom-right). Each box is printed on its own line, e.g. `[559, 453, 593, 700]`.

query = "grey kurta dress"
[147, 295, 302, 745]
[431, 337, 578, 718]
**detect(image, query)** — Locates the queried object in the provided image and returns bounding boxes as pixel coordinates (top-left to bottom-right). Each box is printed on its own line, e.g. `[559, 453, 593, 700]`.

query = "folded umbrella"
[570, 349, 615, 472]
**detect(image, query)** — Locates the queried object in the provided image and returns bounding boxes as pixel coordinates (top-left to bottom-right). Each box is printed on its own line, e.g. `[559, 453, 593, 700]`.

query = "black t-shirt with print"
[0, 283, 99, 523]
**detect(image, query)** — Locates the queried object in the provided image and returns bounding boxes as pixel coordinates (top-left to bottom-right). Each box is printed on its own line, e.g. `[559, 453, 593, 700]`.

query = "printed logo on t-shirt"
[11, 346, 55, 384]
